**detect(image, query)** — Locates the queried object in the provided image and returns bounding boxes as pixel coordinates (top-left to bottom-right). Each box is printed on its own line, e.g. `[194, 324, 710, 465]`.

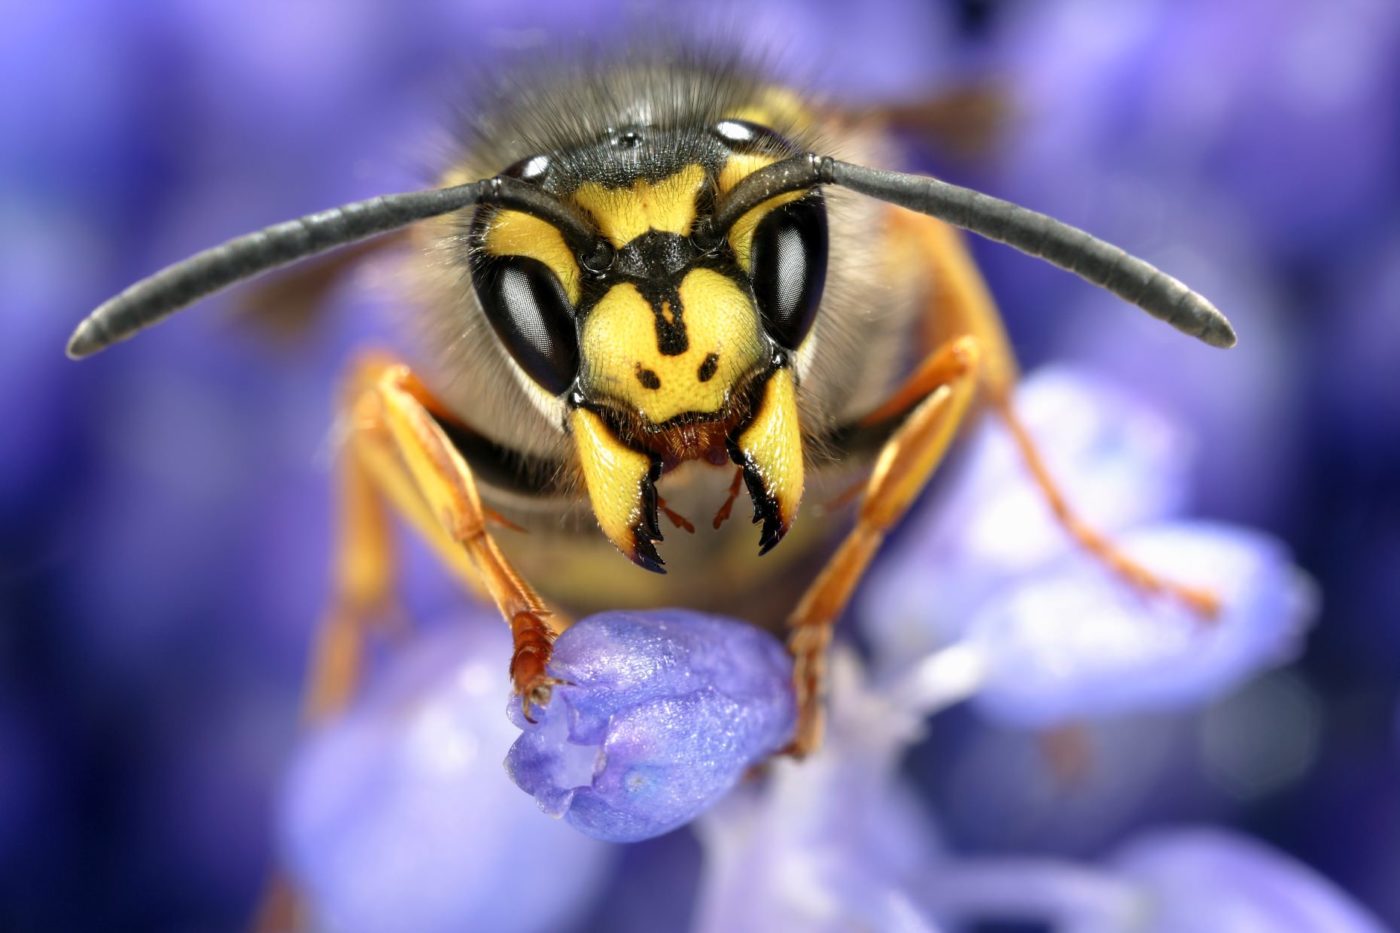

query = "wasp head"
[468, 122, 828, 571]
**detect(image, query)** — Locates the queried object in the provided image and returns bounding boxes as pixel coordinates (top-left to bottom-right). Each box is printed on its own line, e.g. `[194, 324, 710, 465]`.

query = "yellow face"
[578, 269, 765, 425]
[473, 128, 818, 571]
[566, 165, 765, 425]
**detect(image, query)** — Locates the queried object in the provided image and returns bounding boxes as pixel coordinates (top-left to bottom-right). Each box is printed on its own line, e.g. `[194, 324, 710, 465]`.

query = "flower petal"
[694, 651, 945, 933]
[280, 620, 612, 933]
[970, 521, 1317, 726]
[1113, 827, 1389, 933]
[861, 366, 1192, 664]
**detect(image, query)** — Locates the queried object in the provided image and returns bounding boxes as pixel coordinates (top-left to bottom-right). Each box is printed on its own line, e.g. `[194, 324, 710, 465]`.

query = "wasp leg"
[257, 353, 566, 933]
[303, 352, 566, 724]
[787, 336, 982, 758]
[360, 353, 566, 711]
[301, 400, 398, 723]
[891, 210, 1220, 617]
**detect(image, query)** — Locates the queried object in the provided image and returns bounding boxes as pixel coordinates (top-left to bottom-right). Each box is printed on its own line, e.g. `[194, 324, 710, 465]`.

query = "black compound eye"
[711, 119, 796, 154]
[502, 154, 551, 182]
[749, 193, 828, 351]
[472, 254, 579, 395]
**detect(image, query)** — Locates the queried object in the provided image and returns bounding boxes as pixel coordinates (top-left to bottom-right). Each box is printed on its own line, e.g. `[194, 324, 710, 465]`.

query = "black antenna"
[67, 177, 599, 359]
[711, 155, 1237, 349]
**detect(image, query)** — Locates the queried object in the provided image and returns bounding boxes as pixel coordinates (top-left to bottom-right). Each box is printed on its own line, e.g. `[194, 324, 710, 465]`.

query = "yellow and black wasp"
[68, 52, 1232, 756]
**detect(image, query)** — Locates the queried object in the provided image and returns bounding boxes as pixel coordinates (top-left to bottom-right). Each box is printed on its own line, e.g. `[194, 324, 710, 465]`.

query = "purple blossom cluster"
[6, 1, 1400, 930]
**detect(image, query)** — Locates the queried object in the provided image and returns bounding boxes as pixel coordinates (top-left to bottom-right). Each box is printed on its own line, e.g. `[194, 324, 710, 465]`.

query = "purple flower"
[992, 0, 1400, 263]
[505, 610, 795, 843]
[692, 650, 944, 932]
[280, 618, 613, 933]
[11, 2, 1397, 927]
[919, 827, 1386, 932]
[1111, 827, 1389, 932]
[862, 367, 1194, 663]
[1327, 226, 1400, 442]
[860, 366, 1318, 727]
[968, 521, 1316, 726]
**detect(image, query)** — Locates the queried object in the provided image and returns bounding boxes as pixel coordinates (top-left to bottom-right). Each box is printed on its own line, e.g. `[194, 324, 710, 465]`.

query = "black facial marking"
[650, 295, 688, 355]
[608, 231, 698, 357]
[636, 366, 661, 390]
[431, 412, 566, 498]
[697, 353, 719, 383]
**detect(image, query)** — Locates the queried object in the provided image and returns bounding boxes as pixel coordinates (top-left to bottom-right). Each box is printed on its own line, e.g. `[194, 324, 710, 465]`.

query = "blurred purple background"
[3, 0, 1399, 929]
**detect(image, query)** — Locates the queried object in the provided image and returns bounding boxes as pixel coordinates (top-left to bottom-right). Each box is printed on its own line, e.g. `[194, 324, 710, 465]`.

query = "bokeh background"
[3, 0, 1398, 929]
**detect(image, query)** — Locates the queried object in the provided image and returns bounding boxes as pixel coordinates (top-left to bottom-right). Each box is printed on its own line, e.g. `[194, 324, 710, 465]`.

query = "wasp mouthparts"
[631, 475, 667, 574]
[741, 461, 790, 556]
[724, 367, 805, 557]
[630, 533, 666, 574]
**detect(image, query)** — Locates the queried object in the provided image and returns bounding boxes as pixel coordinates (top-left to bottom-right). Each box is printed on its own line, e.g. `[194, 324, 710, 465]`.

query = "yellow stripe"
[482, 211, 582, 306]
[572, 164, 707, 247]
[724, 87, 813, 135]
[717, 154, 808, 272]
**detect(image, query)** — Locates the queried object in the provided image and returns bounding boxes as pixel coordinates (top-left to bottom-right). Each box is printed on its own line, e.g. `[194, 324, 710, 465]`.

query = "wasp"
[68, 54, 1234, 757]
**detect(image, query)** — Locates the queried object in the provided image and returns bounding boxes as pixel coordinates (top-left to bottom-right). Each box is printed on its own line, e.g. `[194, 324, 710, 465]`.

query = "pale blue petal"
[280, 621, 613, 933]
[970, 522, 1317, 727]
[694, 652, 944, 933]
[862, 366, 1193, 666]
[1113, 827, 1389, 933]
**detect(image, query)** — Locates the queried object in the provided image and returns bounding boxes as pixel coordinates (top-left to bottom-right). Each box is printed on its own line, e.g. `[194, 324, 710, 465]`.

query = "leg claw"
[517, 674, 565, 723]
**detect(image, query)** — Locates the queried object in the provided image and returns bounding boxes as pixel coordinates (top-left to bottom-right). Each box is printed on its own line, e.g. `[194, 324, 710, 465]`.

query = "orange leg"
[993, 397, 1219, 617]
[784, 212, 1223, 756]
[252, 875, 302, 933]
[300, 414, 397, 723]
[366, 354, 566, 712]
[299, 352, 566, 727]
[258, 353, 565, 931]
[787, 336, 982, 757]
[891, 208, 1220, 617]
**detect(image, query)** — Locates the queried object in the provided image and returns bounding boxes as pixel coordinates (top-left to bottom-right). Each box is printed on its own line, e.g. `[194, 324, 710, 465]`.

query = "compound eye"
[502, 154, 550, 182]
[472, 255, 579, 395]
[749, 193, 828, 351]
[711, 119, 796, 154]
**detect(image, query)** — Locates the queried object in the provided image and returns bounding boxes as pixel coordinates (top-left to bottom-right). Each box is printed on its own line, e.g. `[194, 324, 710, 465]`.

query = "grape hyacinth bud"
[862, 367, 1194, 662]
[505, 610, 796, 843]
